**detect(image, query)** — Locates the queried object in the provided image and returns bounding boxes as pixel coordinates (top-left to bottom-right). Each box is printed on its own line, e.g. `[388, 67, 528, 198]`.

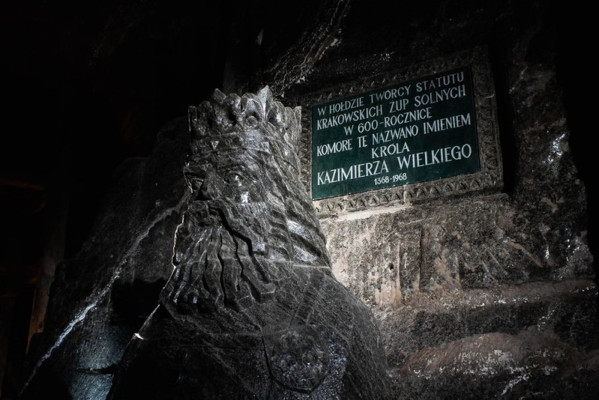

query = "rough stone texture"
[16, 118, 190, 399]
[318, 192, 598, 398]
[322, 194, 593, 302]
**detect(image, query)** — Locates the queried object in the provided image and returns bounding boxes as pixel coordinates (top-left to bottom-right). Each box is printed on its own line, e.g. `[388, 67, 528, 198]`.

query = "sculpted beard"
[162, 194, 290, 317]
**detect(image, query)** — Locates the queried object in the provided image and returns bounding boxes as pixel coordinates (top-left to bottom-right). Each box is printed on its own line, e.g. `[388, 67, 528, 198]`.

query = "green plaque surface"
[311, 66, 480, 200]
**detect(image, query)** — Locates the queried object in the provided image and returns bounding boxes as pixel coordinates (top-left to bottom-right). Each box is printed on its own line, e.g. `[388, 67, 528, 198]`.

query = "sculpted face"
[166, 153, 279, 314]
[185, 149, 287, 257]
[191, 153, 267, 207]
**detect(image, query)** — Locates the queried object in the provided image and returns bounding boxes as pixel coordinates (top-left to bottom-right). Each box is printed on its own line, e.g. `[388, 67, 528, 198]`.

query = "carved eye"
[246, 114, 259, 128]
[224, 172, 243, 186]
[268, 114, 280, 127]
[190, 178, 204, 192]
[267, 103, 283, 127]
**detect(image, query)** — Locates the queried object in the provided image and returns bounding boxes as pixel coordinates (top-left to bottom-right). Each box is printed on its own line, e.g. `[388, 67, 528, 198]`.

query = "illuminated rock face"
[107, 86, 391, 399]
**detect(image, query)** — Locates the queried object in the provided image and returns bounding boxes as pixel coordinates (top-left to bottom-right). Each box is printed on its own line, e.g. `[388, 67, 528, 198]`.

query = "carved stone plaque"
[300, 47, 503, 215]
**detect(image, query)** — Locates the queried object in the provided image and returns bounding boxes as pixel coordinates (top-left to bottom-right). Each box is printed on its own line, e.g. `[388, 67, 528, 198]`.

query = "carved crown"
[188, 86, 302, 172]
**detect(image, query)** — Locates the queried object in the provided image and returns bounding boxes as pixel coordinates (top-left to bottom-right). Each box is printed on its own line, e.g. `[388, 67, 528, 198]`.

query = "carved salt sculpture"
[108, 87, 391, 399]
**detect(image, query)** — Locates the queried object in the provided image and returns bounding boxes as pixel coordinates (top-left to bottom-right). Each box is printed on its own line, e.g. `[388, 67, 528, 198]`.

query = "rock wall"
[15, 118, 190, 399]
[252, 0, 598, 398]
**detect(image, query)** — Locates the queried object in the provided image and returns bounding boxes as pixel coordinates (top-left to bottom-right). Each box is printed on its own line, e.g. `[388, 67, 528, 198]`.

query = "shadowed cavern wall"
[2, 0, 597, 399]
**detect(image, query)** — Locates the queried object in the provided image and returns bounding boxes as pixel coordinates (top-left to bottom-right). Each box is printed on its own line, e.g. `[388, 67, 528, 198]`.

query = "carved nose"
[199, 172, 218, 199]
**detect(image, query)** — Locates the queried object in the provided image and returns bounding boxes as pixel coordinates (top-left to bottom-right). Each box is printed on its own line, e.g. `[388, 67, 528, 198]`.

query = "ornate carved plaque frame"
[298, 46, 503, 217]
